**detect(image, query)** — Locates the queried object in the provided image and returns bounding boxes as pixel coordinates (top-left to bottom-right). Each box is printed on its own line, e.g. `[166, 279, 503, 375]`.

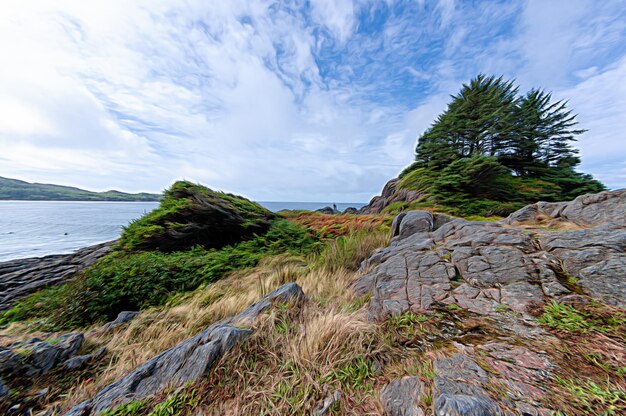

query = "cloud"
[0, 0, 624, 202]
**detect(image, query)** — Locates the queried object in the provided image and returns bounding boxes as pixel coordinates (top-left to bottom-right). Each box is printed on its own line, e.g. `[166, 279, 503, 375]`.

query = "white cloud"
[0, 0, 624, 202]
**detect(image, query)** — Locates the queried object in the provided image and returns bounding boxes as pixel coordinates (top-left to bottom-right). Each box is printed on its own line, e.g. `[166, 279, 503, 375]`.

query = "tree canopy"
[402, 74, 604, 215]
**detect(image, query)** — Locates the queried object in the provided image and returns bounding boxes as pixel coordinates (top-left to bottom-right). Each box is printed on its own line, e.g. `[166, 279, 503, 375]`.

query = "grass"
[0, 219, 317, 330]
[539, 301, 624, 334]
[554, 376, 626, 415]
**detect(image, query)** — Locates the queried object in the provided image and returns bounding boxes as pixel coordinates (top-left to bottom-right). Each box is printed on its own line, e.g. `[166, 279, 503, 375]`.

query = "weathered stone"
[398, 211, 435, 239]
[99, 311, 140, 332]
[0, 242, 113, 311]
[353, 190, 626, 318]
[380, 376, 425, 416]
[0, 333, 84, 378]
[504, 189, 626, 227]
[315, 390, 341, 415]
[64, 283, 305, 416]
[433, 354, 501, 416]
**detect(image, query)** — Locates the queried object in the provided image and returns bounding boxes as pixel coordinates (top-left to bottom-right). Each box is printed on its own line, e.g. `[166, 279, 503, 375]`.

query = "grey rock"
[359, 178, 424, 215]
[353, 189, 626, 317]
[433, 354, 501, 416]
[100, 311, 139, 332]
[0, 333, 84, 378]
[343, 207, 358, 214]
[63, 355, 92, 371]
[398, 211, 434, 239]
[0, 379, 8, 397]
[64, 283, 305, 416]
[504, 189, 626, 227]
[317, 206, 338, 214]
[380, 376, 425, 416]
[315, 390, 341, 415]
[0, 241, 113, 310]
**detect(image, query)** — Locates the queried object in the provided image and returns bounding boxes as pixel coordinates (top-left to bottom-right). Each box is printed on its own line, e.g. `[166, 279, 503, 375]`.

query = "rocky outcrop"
[64, 283, 305, 416]
[358, 178, 424, 214]
[0, 241, 114, 311]
[352, 190, 625, 415]
[0, 333, 84, 378]
[354, 191, 626, 318]
[504, 188, 626, 227]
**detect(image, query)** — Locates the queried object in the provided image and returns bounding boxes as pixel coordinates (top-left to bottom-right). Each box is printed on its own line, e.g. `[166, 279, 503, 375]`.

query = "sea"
[0, 200, 365, 262]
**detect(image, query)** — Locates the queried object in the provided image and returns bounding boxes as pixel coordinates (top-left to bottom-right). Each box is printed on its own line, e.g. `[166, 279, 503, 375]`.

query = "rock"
[433, 354, 502, 416]
[0, 379, 8, 397]
[0, 242, 114, 311]
[63, 355, 92, 371]
[343, 207, 358, 214]
[0, 333, 84, 378]
[359, 178, 425, 214]
[504, 189, 626, 227]
[315, 390, 341, 415]
[64, 283, 305, 416]
[397, 211, 434, 239]
[353, 189, 626, 317]
[380, 376, 425, 416]
[317, 206, 338, 214]
[99, 311, 139, 332]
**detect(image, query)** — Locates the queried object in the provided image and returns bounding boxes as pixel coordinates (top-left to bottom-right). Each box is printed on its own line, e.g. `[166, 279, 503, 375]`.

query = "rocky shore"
[0, 242, 114, 311]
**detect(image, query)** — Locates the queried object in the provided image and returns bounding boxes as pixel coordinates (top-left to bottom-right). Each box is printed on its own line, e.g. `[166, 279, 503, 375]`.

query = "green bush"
[2, 220, 317, 329]
[119, 181, 274, 252]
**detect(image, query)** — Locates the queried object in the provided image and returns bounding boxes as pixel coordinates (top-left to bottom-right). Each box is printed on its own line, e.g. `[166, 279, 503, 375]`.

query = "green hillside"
[0, 176, 161, 201]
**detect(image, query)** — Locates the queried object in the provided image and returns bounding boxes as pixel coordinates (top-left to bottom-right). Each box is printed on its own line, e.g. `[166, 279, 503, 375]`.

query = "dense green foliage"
[1, 219, 316, 329]
[1, 182, 315, 329]
[0, 176, 160, 201]
[401, 75, 605, 215]
[119, 181, 274, 251]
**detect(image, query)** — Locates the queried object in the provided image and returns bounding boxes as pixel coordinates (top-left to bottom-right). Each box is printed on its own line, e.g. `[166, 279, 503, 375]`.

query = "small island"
[0, 176, 161, 201]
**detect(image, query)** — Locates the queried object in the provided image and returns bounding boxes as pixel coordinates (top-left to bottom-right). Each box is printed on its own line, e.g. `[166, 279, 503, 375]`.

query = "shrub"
[2, 220, 317, 329]
[119, 181, 274, 252]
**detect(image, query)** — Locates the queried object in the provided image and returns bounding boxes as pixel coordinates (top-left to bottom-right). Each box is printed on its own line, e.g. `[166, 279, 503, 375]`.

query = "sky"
[1, 0, 625, 202]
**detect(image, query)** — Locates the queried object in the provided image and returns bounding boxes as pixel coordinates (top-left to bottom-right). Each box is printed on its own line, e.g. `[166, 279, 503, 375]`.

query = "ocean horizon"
[0, 200, 366, 262]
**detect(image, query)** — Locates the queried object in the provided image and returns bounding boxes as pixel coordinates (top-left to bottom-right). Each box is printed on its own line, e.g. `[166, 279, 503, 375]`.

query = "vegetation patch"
[1, 219, 316, 330]
[118, 181, 275, 252]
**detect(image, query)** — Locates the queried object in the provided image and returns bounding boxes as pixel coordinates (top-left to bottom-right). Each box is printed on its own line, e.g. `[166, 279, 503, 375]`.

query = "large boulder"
[504, 189, 626, 227]
[65, 283, 305, 415]
[353, 190, 626, 318]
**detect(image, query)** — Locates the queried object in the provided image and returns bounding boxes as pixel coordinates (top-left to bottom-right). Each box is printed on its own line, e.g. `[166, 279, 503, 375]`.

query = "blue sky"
[1, 0, 625, 202]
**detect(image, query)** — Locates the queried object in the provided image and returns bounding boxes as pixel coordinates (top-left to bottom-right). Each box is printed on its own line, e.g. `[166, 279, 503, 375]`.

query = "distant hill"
[0, 177, 161, 201]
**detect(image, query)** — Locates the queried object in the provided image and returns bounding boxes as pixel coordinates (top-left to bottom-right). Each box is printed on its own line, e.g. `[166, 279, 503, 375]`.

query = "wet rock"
[64, 283, 305, 416]
[380, 376, 425, 416]
[0, 242, 114, 310]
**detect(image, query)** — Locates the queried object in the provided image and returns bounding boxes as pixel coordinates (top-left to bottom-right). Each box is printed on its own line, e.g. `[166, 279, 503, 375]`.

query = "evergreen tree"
[501, 89, 586, 175]
[415, 74, 518, 167]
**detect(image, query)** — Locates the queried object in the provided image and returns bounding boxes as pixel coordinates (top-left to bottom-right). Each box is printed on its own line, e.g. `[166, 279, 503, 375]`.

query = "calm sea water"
[0, 200, 364, 262]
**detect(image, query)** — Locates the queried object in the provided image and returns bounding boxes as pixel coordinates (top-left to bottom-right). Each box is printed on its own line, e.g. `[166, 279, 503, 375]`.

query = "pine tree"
[415, 74, 518, 167]
[501, 89, 586, 175]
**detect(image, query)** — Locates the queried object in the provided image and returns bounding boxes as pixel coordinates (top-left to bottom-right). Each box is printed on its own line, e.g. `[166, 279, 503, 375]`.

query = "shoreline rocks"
[0, 241, 114, 310]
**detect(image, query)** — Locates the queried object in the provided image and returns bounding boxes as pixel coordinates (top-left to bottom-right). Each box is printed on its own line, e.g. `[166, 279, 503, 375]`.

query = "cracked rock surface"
[354, 190, 626, 318]
[353, 190, 625, 415]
